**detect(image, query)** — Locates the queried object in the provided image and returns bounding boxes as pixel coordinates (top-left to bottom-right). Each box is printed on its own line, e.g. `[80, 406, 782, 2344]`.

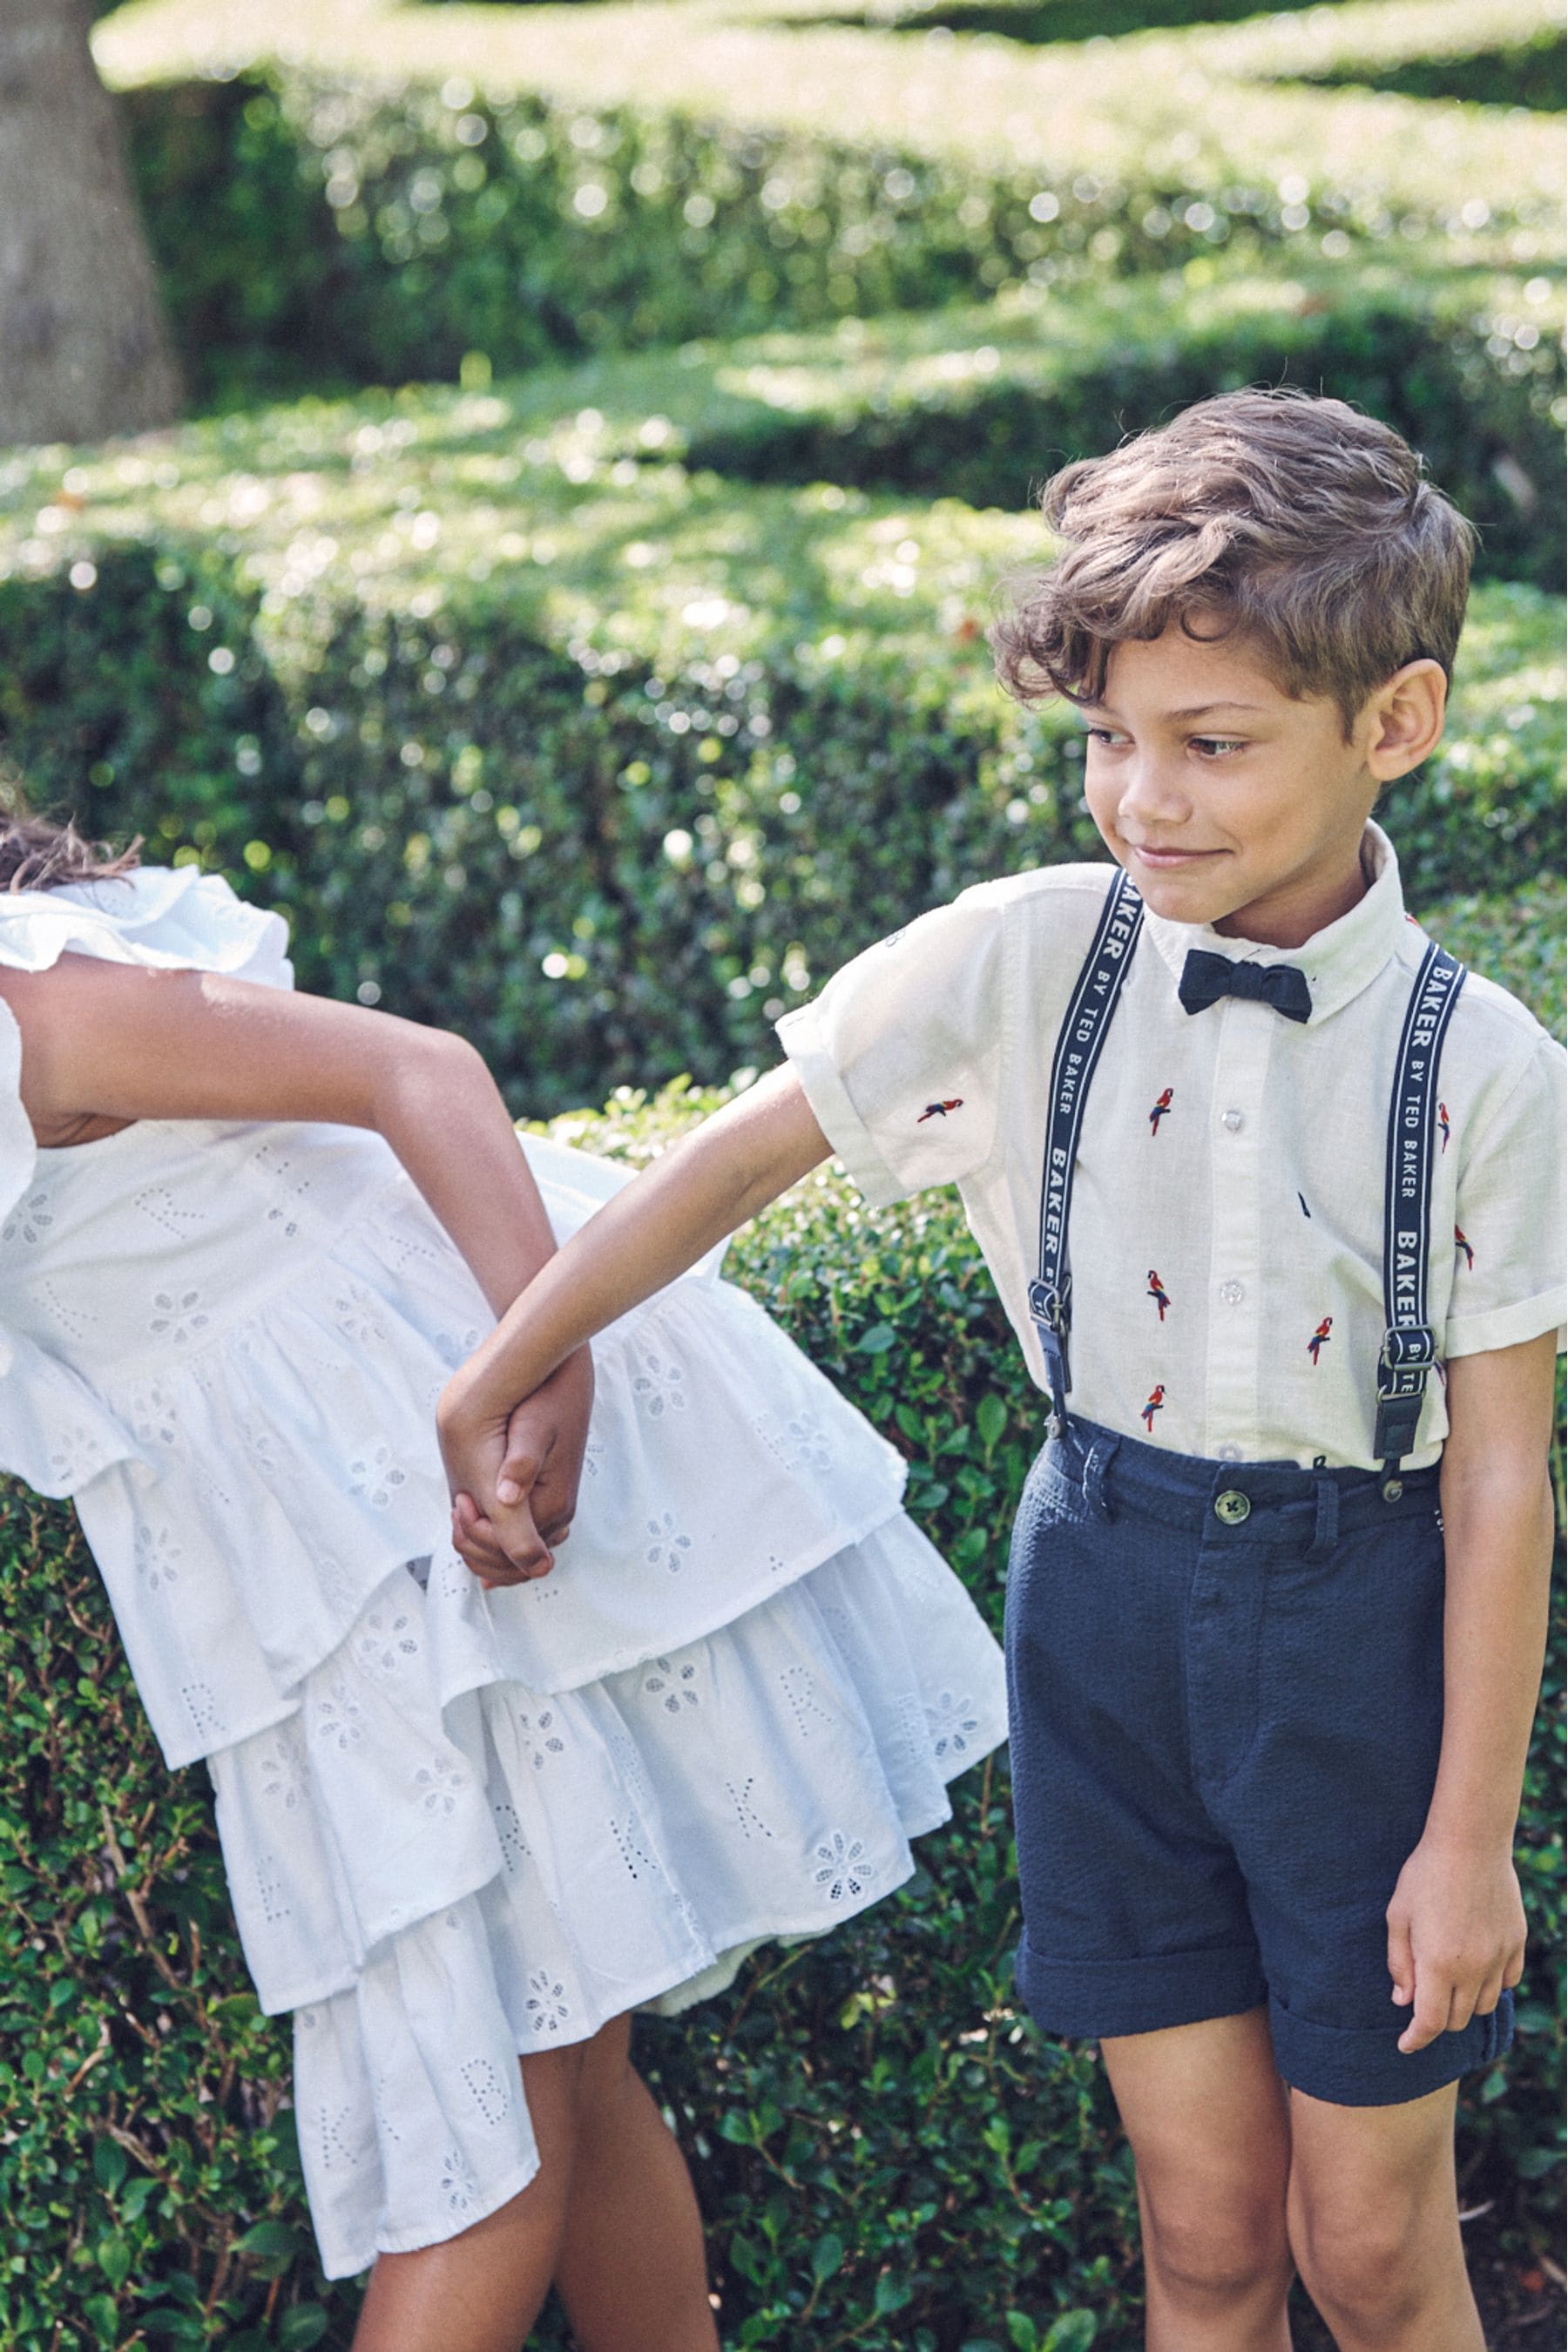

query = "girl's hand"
[1385, 1832, 1526, 2053]
[440, 1348, 594, 1588]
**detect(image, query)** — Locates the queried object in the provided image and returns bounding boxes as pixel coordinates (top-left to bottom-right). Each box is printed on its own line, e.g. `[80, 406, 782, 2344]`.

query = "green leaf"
[977, 1393, 1008, 1450]
[96, 2235, 133, 2292]
[874, 2271, 913, 2316]
[92, 2137, 128, 2194]
[1043, 2314, 1098, 2351]
[280, 2308, 331, 2350]
[121, 2174, 158, 2223]
[810, 2232, 844, 2284]
[1005, 2315, 1039, 2351]
[855, 1323, 898, 1355]
[84, 2295, 120, 2349]
[233, 2217, 301, 2274]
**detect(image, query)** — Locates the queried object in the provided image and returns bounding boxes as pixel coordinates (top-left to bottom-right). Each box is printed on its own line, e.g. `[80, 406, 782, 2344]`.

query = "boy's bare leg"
[552, 2013, 722, 2352]
[1100, 2009, 1295, 2351]
[1287, 2079, 1484, 2351]
[349, 2041, 584, 2352]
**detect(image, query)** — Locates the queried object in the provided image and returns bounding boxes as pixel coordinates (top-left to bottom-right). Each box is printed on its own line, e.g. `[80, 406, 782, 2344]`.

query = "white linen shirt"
[777, 824, 1566, 1472]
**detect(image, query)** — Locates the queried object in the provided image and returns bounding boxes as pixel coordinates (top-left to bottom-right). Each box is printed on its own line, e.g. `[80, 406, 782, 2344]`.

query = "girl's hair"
[0, 787, 141, 895]
[990, 388, 1476, 734]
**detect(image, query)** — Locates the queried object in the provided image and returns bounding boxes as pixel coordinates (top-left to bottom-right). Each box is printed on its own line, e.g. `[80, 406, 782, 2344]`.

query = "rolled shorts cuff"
[1268, 1989, 1514, 2108]
[1015, 1936, 1267, 2040]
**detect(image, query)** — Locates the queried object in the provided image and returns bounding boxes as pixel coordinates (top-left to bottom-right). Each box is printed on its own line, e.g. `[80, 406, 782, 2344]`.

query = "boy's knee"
[1292, 2192, 1430, 2331]
[1141, 2179, 1290, 2305]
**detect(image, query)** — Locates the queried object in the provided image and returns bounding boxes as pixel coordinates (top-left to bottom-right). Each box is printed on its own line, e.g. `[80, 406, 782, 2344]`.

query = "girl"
[0, 808, 1007, 2349]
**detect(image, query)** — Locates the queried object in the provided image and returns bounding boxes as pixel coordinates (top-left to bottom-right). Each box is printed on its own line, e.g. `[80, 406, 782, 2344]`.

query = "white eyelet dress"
[0, 867, 1007, 2281]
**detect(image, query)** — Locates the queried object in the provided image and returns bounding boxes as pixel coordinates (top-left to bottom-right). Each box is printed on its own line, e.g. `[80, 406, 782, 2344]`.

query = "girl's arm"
[0, 954, 591, 1571]
[437, 1063, 831, 1571]
[1383, 1328, 1558, 2052]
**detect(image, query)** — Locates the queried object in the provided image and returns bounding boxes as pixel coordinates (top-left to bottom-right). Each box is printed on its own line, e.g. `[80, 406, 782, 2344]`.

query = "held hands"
[438, 1348, 595, 1591]
[1386, 1831, 1527, 2054]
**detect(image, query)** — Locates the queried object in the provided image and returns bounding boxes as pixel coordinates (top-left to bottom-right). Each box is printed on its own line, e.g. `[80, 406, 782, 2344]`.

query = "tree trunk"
[0, 0, 182, 446]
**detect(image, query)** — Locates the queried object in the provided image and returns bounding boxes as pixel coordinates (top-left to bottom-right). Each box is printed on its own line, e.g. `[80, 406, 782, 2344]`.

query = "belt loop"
[1082, 1433, 1121, 1526]
[1306, 1475, 1340, 1562]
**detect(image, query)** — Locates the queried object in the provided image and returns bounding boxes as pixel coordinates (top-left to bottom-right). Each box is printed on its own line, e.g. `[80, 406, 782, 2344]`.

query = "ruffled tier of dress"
[67, 1155, 909, 1769]
[207, 1517, 1006, 2279]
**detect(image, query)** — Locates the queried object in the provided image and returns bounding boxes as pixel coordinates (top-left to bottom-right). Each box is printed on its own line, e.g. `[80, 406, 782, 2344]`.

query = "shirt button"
[1214, 1489, 1252, 1526]
[1216, 1443, 1242, 1463]
[1221, 1108, 1245, 1133]
[1220, 1279, 1245, 1306]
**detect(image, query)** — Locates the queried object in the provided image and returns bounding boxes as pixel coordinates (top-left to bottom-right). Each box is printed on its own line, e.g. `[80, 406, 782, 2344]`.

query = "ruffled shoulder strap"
[0, 865, 293, 991]
[0, 873, 294, 1454]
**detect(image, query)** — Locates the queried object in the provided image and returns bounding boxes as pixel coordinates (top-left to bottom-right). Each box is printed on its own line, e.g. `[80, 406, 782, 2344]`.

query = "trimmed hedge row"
[0, 384, 1560, 1113]
[99, 19, 1563, 411]
[654, 269, 1565, 591]
[1291, 30, 1567, 110]
[101, 0, 1565, 206]
[2, 1059, 1561, 2349]
[796, 0, 1566, 102]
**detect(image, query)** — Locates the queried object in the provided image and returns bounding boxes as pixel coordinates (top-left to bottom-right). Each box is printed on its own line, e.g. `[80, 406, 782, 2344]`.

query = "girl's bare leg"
[349, 2042, 584, 2352]
[1100, 2008, 1295, 2352]
[553, 2015, 722, 2352]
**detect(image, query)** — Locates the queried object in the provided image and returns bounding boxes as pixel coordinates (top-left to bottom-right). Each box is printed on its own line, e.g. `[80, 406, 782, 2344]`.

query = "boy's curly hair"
[990, 388, 1475, 734]
[0, 775, 140, 894]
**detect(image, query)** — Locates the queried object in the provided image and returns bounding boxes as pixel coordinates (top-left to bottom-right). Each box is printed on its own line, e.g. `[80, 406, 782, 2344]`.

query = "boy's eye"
[1083, 727, 1125, 747]
[1191, 736, 1247, 758]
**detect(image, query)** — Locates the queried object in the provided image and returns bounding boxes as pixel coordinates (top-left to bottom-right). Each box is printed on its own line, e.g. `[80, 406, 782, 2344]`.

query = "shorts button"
[1214, 1489, 1252, 1525]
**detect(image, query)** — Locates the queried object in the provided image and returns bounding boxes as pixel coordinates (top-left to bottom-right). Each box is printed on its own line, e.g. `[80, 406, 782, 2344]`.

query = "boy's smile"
[1080, 625, 1447, 950]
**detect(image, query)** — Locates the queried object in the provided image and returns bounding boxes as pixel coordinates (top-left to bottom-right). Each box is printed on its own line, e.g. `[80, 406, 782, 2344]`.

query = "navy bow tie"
[1178, 949, 1312, 1024]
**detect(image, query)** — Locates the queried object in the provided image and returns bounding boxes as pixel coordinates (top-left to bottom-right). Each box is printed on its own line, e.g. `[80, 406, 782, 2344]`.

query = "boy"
[439, 390, 1565, 2348]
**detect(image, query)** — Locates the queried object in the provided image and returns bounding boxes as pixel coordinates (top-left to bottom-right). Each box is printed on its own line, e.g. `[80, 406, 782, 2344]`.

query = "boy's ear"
[1363, 659, 1448, 783]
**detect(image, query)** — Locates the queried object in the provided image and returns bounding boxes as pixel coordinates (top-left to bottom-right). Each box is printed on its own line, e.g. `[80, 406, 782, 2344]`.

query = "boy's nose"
[1118, 757, 1193, 829]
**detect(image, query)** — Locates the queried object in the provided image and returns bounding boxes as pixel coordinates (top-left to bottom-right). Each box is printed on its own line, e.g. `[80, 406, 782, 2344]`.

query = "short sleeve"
[1444, 1033, 1566, 1359]
[774, 884, 1007, 1207]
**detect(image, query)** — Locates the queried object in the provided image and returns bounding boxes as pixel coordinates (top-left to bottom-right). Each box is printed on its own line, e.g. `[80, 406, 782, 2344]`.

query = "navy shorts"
[1005, 1414, 1514, 2107]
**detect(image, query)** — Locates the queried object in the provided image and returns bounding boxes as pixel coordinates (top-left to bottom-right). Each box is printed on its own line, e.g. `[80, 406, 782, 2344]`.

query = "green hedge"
[1291, 30, 1567, 110]
[97, 0, 1563, 410]
[0, 385, 1560, 1112]
[2, 1076, 1561, 2349]
[801, 0, 1565, 100]
[652, 269, 1565, 591]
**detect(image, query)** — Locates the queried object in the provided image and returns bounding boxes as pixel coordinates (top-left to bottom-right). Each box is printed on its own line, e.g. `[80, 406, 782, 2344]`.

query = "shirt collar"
[1139, 821, 1408, 1028]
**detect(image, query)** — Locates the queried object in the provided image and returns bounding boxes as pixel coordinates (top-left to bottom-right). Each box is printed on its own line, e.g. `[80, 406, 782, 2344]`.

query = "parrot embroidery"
[917, 1098, 963, 1124]
[1455, 1226, 1473, 1270]
[1148, 1087, 1173, 1137]
[1146, 1269, 1171, 1321]
[1437, 1101, 1450, 1153]
[1140, 1384, 1166, 1432]
[1308, 1316, 1333, 1365]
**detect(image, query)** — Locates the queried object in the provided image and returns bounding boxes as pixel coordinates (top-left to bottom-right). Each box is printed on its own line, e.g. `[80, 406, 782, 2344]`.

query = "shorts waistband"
[1046, 1415, 1439, 1544]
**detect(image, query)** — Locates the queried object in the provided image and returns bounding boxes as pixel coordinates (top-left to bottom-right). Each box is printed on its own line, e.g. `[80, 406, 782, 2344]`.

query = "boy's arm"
[1384, 1328, 1558, 2054]
[437, 1064, 831, 1577]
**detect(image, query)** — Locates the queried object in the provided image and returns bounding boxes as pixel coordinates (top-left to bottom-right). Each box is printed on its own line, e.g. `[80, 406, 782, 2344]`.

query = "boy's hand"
[1385, 1832, 1527, 2053]
[439, 1348, 594, 1590]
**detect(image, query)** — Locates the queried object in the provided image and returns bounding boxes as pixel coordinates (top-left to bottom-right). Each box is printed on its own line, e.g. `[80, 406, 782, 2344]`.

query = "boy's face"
[1078, 623, 1445, 948]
